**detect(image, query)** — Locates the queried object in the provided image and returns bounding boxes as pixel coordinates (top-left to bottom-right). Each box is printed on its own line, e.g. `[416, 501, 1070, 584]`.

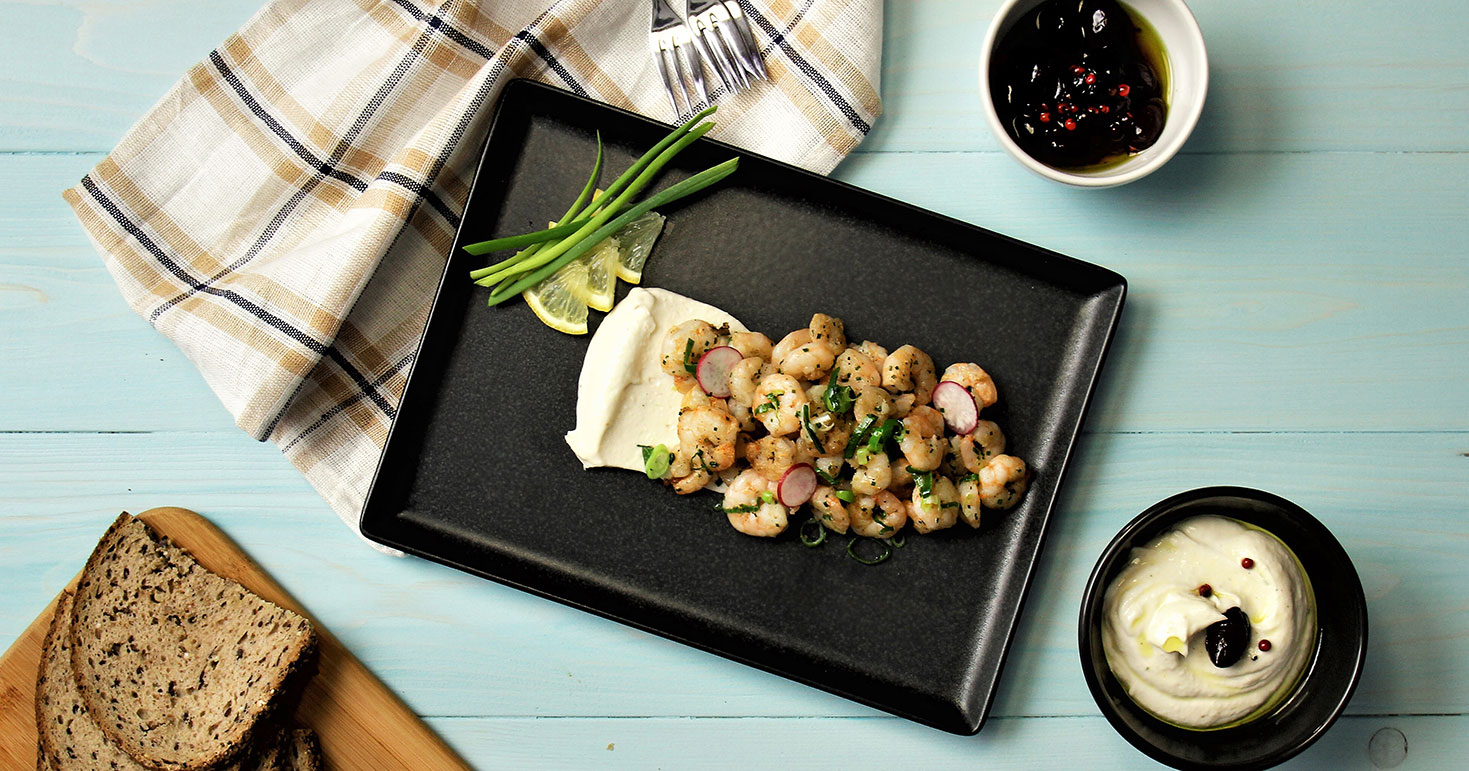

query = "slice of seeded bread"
[67, 513, 318, 771]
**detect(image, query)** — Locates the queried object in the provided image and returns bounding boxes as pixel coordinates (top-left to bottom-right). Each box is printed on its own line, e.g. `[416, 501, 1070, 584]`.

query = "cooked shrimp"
[957, 475, 983, 529]
[727, 400, 759, 432]
[777, 338, 836, 381]
[723, 470, 789, 537]
[890, 462, 913, 489]
[909, 475, 959, 534]
[746, 435, 797, 482]
[661, 320, 719, 379]
[753, 373, 809, 437]
[671, 465, 714, 494]
[899, 405, 946, 471]
[729, 331, 773, 361]
[793, 398, 852, 460]
[941, 362, 998, 409]
[808, 313, 847, 351]
[678, 406, 739, 472]
[980, 455, 1029, 510]
[855, 340, 889, 363]
[882, 345, 938, 404]
[833, 348, 881, 392]
[892, 393, 916, 418]
[809, 486, 852, 534]
[771, 328, 811, 362]
[850, 451, 892, 495]
[853, 386, 895, 424]
[851, 491, 908, 539]
[728, 356, 768, 408]
[956, 420, 1006, 473]
[813, 455, 844, 483]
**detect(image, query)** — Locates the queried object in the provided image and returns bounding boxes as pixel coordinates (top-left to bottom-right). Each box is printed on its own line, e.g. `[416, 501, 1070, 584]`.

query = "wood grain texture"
[4, 151, 1467, 433]
[1, 432, 1463, 721]
[3, 1, 1467, 153]
[0, 507, 468, 771]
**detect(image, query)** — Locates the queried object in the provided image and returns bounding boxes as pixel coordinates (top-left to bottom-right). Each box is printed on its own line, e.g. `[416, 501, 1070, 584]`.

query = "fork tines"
[651, 0, 767, 119]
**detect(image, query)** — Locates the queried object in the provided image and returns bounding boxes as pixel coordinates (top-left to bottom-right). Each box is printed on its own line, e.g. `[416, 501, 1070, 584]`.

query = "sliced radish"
[696, 345, 743, 397]
[777, 463, 818, 507]
[932, 380, 979, 435]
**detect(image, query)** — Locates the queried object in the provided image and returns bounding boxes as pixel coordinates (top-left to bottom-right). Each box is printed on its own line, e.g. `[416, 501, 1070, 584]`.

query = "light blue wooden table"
[3, 1, 1466, 767]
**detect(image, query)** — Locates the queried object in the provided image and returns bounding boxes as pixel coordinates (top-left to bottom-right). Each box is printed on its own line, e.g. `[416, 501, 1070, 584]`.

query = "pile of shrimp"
[656, 313, 1030, 540]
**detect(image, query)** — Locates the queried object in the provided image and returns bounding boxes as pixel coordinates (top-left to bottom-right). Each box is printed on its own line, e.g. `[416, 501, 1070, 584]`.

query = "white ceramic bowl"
[978, 0, 1208, 188]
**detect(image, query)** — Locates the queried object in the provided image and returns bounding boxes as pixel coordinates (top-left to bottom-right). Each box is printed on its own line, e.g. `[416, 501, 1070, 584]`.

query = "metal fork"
[687, 0, 767, 89]
[650, 0, 706, 118]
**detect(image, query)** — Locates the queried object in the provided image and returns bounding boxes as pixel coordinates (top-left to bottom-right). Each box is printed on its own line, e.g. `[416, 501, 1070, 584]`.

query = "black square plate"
[361, 79, 1125, 735]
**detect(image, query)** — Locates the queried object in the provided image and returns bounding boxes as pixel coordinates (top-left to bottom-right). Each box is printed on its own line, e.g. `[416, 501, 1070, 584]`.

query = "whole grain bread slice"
[67, 513, 318, 771]
[37, 591, 282, 771]
[282, 728, 321, 771]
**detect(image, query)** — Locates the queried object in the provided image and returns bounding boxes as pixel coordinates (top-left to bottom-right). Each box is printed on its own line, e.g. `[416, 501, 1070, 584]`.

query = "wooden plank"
[6, 150, 1466, 433]
[1, 430, 1464, 719]
[0, 507, 468, 770]
[420, 714, 1467, 769]
[3, 1, 1466, 153]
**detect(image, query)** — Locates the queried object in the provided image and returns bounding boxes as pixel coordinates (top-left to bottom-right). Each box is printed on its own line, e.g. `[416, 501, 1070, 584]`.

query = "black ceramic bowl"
[1079, 487, 1368, 770]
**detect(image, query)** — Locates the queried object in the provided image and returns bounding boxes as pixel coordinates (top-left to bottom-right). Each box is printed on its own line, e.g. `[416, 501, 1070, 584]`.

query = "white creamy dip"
[564, 287, 743, 471]
[1102, 515, 1315, 729]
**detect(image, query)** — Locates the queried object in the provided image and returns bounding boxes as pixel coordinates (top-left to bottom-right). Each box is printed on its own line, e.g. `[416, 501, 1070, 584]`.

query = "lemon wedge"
[523, 260, 589, 335]
[573, 236, 620, 312]
[613, 212, 667, 285]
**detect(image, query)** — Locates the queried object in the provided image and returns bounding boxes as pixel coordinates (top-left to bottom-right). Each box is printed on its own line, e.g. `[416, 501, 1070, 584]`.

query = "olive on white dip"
[1101, 516, 1315, 729]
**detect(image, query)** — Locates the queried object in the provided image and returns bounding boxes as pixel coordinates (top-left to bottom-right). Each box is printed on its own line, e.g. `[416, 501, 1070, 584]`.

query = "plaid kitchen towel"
[63, 0, 882, 543]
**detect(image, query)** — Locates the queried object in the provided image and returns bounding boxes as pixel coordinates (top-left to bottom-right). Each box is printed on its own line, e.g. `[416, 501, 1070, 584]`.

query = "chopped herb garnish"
[835, 490, 856, 503]
[892, 533, 907, 548]
[799, 404, 825, 453]
[641, 443, 672, 479]
[940, 501, 959, 509]
[760, 490, 777, 504]
[847, 536, 892, 565]
[866, 418, 901, 455]
[800, 519, 827, 547]
[822, 368, 855, 415]
[721, 503, 759, 514]
[682, 338, 697, 375]
[815, 465, 840, 485]
[959, 473, 980, 483]
[912, 469, 935, 499]
[753, 391, 781, 415]
[844, 414, 878, 458]
[879, 524, 893, 534]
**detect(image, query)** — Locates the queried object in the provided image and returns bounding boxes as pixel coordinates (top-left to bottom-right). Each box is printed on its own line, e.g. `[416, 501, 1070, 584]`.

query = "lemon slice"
[613, 212, 667, 285]
[572, 235, 620, 312]
[523, 261, 589, 335]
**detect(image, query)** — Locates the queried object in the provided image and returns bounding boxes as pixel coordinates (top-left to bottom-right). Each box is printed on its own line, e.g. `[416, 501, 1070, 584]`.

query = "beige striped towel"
[63, 0, 882, 544]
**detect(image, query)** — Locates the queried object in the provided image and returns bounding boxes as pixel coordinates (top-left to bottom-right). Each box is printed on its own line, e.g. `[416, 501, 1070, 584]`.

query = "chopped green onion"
[822, 368, 854, 415]
[486, 157, 740, 306]
[682, 338, 697, 375]
[814, 465, 840, 485]
[959, 472, 979, 483]
[844, 415, 878, 458]
[721, 503, 759, 514]
[800, 519, 827, 547]
[940, 501, 959, 509]
[866, 418, 901, 456]
[912, 469, 935, 499]
[852, 448, 871, 466]
[753, 391, 781, 415]
[892, 533, 907, 548]
[641, 443, 672, 479]
[847, 537, 892, 565]
[799, 404, 824, 453]
[760, 490, 776, 504]
[835, 490, 856, 503]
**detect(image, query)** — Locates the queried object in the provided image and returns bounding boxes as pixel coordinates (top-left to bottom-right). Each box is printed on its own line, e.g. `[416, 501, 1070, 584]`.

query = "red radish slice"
[696, 346, 743, 397]
[777, 463, 818, 507]
[932, 380, 979, 435]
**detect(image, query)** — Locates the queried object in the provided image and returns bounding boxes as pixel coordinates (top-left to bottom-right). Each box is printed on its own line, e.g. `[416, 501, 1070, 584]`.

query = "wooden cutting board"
[0, 507, 470, 770]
